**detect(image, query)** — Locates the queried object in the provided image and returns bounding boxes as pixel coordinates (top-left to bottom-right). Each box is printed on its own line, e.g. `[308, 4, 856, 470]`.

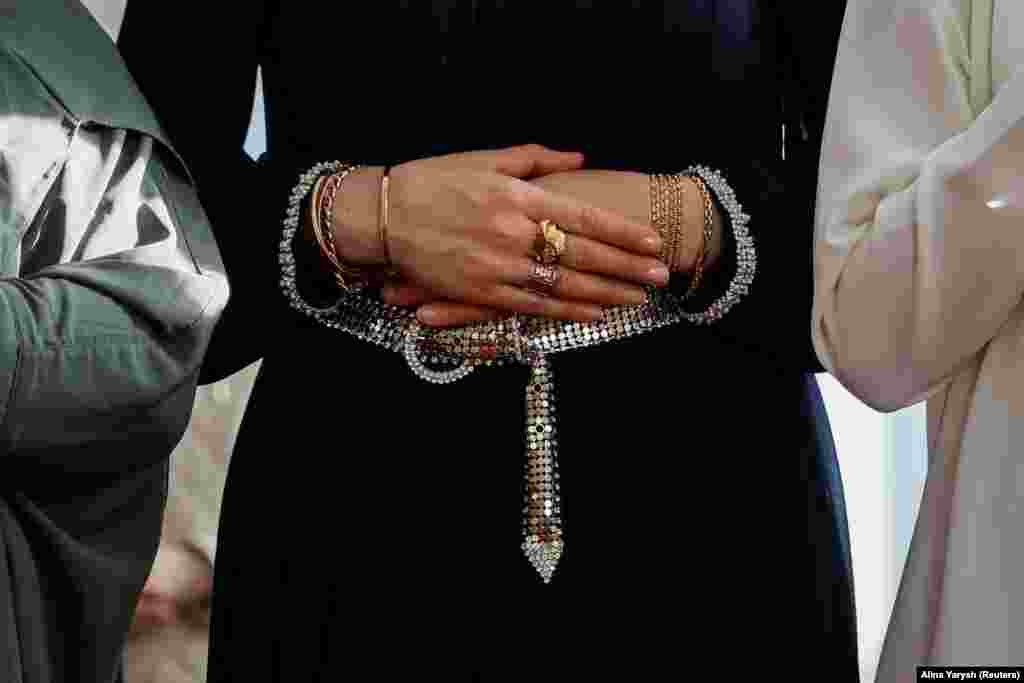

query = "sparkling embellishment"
[526, 261, 560, 297]
[536, 219, 567, 265]
[679, 165, 756, 324]
[521, 354, 563, 583]
[279, 162, 755, 584]
[404, 323, 476, 384]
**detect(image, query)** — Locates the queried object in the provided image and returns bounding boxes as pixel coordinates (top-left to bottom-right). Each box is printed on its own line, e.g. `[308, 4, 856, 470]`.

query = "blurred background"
[819, 376, 927, 683]
[86, 4, 930, 681]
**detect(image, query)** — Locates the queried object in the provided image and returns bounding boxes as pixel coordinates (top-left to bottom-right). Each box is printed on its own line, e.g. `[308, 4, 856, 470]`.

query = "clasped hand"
[334, 145, 668, 327]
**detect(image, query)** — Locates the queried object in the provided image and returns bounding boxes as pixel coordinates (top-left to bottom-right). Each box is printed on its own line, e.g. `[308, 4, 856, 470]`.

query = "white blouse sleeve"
[813, 0, 1024, 412]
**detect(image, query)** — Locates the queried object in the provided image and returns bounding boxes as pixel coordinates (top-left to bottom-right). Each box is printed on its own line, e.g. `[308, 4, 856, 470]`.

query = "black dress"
[120, 2, 857, 678]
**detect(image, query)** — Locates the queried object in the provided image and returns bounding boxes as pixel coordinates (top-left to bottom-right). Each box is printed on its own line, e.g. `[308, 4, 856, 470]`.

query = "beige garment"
[123, 361, 260, 683]
[814, 0, 1024, 676]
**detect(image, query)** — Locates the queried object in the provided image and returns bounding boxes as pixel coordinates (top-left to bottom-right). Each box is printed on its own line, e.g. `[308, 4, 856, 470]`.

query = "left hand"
[384, 171, 651, 327]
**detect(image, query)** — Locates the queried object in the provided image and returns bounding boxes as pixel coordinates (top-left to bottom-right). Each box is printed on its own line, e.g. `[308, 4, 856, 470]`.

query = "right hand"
[338, 145, 667, 322]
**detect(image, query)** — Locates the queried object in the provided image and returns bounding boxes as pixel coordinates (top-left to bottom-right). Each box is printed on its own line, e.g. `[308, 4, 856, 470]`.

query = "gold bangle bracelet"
[316, 165, 371, 291]
[648, 173, 661, 261]
[660, 174, 673, 266]
[308, 175, 333, 271]
[650, 173, 696, 272]
[670, 173, 686, 271]
[378, 165, 394, 272]
[319, 174, 348, 279]
[650, 173, 674, 266]
[683, 175, 715, 300]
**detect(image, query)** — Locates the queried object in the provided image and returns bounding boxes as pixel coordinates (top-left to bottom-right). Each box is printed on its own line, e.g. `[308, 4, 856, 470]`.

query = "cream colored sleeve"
[813, 0, 1024, 412]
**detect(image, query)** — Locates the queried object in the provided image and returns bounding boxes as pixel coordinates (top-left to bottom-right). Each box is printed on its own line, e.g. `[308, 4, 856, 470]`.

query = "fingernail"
[644, 235, 663, 253]
[416, 308, 437, 325]
[626, 288, 648, 305]
[647, 265, 670, 286]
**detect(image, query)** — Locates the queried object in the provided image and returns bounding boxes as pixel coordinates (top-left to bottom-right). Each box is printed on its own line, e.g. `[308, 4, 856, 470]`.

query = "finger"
[488, 144, 585, 178]
[485, 285, 605, 322]
[505, 259, 649, 307]
[518, 186, 662, 256]
[416, 302, 506, 327]
[560, 233, 670, 287]
[381, 282, 436, 307]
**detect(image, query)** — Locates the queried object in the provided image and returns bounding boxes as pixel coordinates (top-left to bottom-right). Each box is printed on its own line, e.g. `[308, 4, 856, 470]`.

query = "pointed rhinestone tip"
[522, 537, 563, 584]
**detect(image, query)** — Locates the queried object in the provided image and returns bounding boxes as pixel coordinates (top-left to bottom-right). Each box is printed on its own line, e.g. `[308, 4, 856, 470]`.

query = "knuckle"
[493, 215, 527, 247]
[482, 251, 509, 277]
[462, 250, 494, 279]
[577, 203, 602, 233]
[553, 268, 574, 296]
[501, 178, 532, 208]
[460, 183, 491, 213]
[563, 236, 584, 268]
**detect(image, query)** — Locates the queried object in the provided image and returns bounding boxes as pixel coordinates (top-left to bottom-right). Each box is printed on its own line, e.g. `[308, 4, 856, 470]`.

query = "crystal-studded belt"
[291, 285, 744, 583]
[280, 164, 754, 583]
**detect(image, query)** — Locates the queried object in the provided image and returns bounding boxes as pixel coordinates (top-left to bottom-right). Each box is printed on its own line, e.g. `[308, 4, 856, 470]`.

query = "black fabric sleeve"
[118, 1, 328, 383]
[668, 3, 846, 375]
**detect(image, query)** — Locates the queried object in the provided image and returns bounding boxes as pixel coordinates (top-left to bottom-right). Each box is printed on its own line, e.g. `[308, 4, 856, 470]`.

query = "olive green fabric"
[0, 2, 228, 681]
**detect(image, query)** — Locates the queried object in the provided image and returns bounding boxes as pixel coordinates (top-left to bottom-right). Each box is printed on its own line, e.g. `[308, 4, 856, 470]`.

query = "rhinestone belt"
[280, 164, 753, 583]
[300, 287, 721, 583]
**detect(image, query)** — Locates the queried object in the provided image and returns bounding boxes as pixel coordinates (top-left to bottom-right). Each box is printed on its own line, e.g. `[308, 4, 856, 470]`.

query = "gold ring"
[535, 220, 567, 265]
[526, 261, 560, 297]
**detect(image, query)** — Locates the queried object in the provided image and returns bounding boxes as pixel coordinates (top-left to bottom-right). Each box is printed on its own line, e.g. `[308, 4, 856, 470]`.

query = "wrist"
[332, 165, 390, 266]
[295, 190, 342, 304]
[681, 176, 723, 273]
[692, 178, 724, 274]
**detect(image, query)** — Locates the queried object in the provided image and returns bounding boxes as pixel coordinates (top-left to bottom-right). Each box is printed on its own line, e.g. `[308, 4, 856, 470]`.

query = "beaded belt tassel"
[522, 354, 563, 583]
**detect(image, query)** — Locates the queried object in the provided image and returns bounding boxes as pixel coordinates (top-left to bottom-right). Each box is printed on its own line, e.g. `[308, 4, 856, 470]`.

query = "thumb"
[488, 144, 584, 178]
